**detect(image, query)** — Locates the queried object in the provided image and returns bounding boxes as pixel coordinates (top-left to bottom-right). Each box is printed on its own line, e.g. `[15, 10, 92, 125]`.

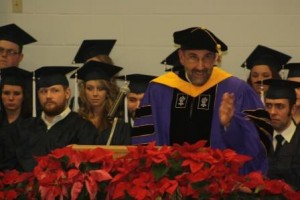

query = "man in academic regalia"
[264, 79, 300, 190]
[0, 23, 36, 69]
[132, 27, 270, 175]
[1, 66, 100, 172]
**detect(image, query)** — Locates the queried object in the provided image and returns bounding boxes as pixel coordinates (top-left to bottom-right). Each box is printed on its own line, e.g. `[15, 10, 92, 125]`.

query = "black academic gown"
[98, 118, 131, 145]
[0, 116, 24, 169]
[6, 112, 99, 172]
[268, 125, 300, 190]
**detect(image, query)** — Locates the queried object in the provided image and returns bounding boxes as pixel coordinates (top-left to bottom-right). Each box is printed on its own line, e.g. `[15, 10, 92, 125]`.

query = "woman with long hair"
[73, 61, 131, 145]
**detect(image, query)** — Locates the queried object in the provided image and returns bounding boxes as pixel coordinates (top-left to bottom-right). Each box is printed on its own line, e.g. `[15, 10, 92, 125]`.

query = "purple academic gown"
[132, 69, 268, 175]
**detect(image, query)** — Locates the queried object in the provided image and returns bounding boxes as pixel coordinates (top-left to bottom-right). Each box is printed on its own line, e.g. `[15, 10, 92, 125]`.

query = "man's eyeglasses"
[184, 52, 216, 65]
[0, 47, 20, 56]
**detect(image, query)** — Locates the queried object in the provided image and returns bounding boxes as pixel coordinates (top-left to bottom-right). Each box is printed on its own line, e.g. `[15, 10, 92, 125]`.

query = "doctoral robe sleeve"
[132, 83, 173, 145]
[212, 77, 270, 174]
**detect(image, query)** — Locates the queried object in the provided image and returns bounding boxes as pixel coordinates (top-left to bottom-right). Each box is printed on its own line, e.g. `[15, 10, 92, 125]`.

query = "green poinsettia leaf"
[152, 163, 169, 181]
[124, 190, 135, 200]
[168, 158, 184, 178]
[197, 192, 210, 200]
[226, 192, 259, 200]
[59, 155, 70, 170]
[191, 180, 210, 190]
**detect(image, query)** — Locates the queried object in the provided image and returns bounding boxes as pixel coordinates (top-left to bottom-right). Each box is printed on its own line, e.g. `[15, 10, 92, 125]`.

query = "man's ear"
[65, 87, 71, 100]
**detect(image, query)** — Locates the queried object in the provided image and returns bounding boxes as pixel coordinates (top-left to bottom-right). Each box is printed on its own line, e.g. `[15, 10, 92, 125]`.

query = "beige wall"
[1, 0, 300, 80]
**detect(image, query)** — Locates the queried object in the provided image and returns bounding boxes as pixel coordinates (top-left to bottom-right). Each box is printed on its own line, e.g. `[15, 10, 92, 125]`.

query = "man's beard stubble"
[42, 101, 67, 117]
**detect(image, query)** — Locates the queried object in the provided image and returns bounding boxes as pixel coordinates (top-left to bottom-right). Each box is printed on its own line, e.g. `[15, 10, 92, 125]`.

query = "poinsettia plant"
[0, 141, 300, 200]
[0, 169, 36, 200]
[108, 141, 300, 200]
[33, 146, 114, 200]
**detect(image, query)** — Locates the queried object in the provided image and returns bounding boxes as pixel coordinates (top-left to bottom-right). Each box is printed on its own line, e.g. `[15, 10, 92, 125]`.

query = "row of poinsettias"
[0, 141, 299, 200]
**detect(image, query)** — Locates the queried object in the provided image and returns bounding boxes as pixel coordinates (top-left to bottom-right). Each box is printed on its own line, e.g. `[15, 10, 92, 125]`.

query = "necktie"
[275, 135, 284, 153]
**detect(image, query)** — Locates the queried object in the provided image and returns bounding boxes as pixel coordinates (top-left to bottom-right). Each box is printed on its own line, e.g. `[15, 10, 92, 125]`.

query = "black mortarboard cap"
[0, 23, 37, 47]
[71, 60, 122, 81]
[285, 63, 300, 78]
[241, 45, 291, 71]
[161, 49, 180, 66]
[161, 48, 184, 72]
[173, 27, 227, 53]
[1, 67, 31, 86]
[73, 39, 116, 63]
[263, 79, 300, 100]
[117, 74, 157, 93]
[35, 66, 77, 88]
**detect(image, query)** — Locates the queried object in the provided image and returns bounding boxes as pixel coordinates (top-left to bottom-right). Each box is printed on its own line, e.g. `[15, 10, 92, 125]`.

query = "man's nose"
[8, 94, 14, 100]
[269, 107, 276, 115]
[46, 91, 52, 98]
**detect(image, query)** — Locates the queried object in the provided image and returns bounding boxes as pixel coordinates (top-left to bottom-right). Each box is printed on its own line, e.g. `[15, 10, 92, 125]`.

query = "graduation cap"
[285, 63, 300, 78]
[71, 60, 122, 81]
[161, 49, 180, 66]
[0, 67, 32, 86]
[0, 23, 37, 47]
[117, 74, 157, 94]
[35, 66, 77, 88]
[173, 27, 228, 54]
[242, 108, 273, 152]
[241, 45, 291, 71]
[73, 39, 116, 63]
[161, 48, 184, 72]
[262, 79, 300, 101]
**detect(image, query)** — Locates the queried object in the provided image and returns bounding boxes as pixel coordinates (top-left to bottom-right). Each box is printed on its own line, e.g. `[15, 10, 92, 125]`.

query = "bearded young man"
[132, 27, 270, 175]
[0, 66, 99, 172]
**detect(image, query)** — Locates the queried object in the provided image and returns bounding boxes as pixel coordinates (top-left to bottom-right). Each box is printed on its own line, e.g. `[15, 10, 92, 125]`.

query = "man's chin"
[43, 108, 65, 117]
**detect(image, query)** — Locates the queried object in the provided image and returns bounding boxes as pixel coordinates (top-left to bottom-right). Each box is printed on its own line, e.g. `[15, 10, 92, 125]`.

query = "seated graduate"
[263, 79, 300, 190]
[1, 66, 100, 172]
[71, 61, 131, 145]
[241, 45, 290, 102]
[132, 26, 271, 175]
[0, 23, 37, 69]
[0, 67, 32, 168]
[116, 74, 157, 128]
[70, 39, 117, 111]
[0, 67, 32, 130]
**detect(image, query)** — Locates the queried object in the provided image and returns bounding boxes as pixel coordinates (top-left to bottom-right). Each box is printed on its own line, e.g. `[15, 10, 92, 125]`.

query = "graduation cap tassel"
[32, 72, 36, 117]
[260, 82, 265, 104]
[73, 72, 79, 112]
[124, 94, 128, 123]
[163, 61, 168, 72]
